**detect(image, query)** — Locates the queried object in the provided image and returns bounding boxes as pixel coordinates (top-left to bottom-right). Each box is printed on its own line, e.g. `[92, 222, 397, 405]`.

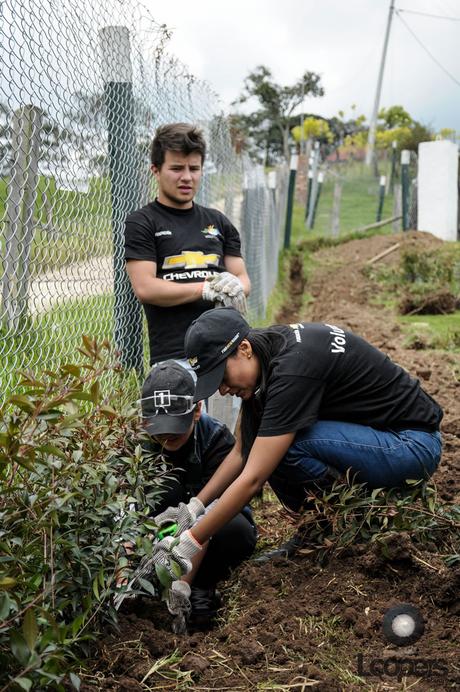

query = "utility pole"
[365, 0, 395, 167]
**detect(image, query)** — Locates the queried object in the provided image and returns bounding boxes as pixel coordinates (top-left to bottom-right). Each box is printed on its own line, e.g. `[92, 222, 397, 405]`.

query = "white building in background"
[417, 140, 459, 242]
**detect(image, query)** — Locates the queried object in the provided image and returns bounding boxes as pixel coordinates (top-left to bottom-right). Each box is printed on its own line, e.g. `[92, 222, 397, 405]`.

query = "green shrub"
[0, 338, 171, 690]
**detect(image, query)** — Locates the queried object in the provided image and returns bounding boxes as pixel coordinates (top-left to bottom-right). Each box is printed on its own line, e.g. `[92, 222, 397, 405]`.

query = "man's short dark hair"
[150, 123, 206, 168]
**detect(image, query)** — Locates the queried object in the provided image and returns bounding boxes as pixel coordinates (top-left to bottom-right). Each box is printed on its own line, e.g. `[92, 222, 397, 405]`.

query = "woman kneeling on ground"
[150, 306, 443, 578]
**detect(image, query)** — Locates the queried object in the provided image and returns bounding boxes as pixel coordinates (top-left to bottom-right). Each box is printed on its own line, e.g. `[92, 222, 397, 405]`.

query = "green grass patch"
[399, 312, 460, 351]
[0, 294, 149, 399]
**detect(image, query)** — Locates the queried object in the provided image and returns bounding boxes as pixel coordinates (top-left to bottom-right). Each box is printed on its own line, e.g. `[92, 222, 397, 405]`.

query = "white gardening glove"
[166, 580, 191, 617]
[208, 271, 244, 297]
[152, 530, 202, 580]
[202, 277, 247, 314]
[154, 497, 205, 534]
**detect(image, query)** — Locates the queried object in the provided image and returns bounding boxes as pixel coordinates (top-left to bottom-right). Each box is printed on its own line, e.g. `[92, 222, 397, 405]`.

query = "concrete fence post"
[2, 105, 43, 330]
[401, 149, 411, 231]
[376, 175, 386, 222]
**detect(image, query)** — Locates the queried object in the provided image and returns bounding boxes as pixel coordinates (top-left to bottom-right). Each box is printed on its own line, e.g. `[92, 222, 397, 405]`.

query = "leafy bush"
[0, 338, 171, 690]
[297, 474, 460, 565]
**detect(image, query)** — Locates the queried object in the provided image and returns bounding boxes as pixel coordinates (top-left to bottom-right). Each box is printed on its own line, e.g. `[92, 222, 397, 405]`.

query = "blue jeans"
[269, 420, 442, 512]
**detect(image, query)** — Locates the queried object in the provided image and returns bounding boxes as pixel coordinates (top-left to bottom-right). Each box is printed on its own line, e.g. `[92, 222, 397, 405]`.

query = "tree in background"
[341, 104, 434, 160]
[231, 65, 324, 163]
[327, 106, 367, 160]
[291, 116, 334, 148]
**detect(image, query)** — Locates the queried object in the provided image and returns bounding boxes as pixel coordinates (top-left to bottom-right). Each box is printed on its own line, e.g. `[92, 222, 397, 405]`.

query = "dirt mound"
[83, 231, 459, 691]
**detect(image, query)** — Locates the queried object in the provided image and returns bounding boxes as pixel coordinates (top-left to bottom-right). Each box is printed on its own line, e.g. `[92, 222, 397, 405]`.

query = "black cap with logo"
[184, 306, 251, 401]
[141, 360, 197, 436]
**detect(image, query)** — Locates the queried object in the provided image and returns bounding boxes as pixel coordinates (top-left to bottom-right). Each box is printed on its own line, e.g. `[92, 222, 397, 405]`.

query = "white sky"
[145, 0, 460, 132]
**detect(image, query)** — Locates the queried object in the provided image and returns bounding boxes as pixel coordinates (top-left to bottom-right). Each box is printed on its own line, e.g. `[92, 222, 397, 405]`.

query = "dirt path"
[83, 231, 460, 691]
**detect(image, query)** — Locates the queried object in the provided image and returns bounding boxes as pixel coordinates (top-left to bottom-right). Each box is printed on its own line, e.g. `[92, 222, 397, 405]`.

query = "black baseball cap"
[140, 360, 197, 436]
[184, 306, 251, 401]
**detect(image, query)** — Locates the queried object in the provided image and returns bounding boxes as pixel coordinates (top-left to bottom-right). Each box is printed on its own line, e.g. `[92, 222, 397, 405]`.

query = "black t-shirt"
[257, 322, 443, 437]
[125, 200, 242, 363]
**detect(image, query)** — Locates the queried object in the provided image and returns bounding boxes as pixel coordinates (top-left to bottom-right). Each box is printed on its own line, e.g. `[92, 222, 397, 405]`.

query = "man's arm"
[224, 255, 251, 296]
[126, 259, 204, 307]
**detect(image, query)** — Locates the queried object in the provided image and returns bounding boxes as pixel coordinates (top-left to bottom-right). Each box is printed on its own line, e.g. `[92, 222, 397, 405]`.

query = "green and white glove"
[153, 530, 203, 580]
[154, 497, 205, 534]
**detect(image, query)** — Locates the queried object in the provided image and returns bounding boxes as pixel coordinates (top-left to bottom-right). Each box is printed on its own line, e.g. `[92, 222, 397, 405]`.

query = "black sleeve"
[124, 210, 157, 262]
[201, 424, 235, 484]
[220, 213, 243, 258]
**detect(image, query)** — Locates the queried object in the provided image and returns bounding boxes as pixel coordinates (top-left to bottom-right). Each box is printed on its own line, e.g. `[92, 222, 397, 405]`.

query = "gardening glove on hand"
[209, 271, 244, 297]
[154, 497, 205, 534]
[152, 530, 202, 580]
[166, 580, 192, 618]
[202, 276, 247, 314]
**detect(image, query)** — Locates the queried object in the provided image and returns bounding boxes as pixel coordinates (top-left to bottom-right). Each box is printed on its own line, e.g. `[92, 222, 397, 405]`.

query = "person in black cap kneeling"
[146, 306, 443, 576]
[140, 359, 257, 630]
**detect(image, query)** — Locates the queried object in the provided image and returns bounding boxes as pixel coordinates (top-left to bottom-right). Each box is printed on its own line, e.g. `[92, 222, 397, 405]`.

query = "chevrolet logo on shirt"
[162, 251, 220, 270]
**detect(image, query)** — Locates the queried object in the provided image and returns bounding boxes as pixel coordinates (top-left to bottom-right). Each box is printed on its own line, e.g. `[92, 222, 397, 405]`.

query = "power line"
[397, 8, 460, 22]
[395, 10, 460, 88]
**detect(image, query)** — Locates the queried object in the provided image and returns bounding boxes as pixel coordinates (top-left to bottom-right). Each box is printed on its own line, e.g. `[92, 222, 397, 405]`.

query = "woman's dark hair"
[239, 327, 287, 460]
[150, 123, 206, 168]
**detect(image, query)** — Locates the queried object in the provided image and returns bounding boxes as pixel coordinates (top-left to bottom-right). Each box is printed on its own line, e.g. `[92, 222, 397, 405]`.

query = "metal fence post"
[389, 140, 397, 191]
[310, 172, 324, 230]
[304, 168, 313, 225]
[376, 175, 386, 222]
[306, 142, 320, 229]
[2, 105, 42, 330]
[100, 25, 143, 376]
[401, 149, 410, 231]
[283, 153, 298, 249]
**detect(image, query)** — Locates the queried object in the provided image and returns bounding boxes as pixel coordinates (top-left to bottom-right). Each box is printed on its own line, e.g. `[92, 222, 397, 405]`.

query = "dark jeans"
[269, 420, 442, 512]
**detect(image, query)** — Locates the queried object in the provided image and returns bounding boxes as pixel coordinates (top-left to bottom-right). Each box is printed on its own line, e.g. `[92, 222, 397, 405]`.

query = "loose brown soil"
[83, 231, 460, 691]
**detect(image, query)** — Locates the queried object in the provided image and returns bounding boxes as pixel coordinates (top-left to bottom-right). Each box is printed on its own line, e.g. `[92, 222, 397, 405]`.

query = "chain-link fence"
[296, 148, 418, 238]
[0, 0, 288, 402]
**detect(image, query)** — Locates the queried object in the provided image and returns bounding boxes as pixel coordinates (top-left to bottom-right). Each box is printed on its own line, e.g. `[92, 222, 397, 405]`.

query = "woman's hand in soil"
[152, 530, 202, 579]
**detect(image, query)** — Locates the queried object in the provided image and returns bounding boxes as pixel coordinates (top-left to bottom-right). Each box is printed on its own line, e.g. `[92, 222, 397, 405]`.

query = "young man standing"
[139, 359, 257, 630]
[124, 123, 251, 365]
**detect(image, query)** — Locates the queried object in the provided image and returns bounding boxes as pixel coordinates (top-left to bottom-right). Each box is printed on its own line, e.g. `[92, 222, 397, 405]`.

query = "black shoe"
[252, 532, 304, 564]
[189, 586, 222, 631]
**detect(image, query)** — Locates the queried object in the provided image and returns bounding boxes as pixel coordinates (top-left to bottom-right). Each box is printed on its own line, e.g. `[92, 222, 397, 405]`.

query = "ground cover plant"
[0, 338, 173, 690]
[76, 228, 459, 690]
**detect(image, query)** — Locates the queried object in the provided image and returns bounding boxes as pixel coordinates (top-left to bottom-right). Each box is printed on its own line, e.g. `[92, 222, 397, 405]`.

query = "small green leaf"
[0, 576, 17, 590]
[10, 630, 30, 666]
[69, 672, 81, 690]
[138, 577, 157, 597]
[22, 608, 38, 650]
[0, 591, 15, 618]
[14, 677, 32, 691]
[154, 563, 172, 589]
[92, 576, 100, 600]
[170, 560, 183, 579]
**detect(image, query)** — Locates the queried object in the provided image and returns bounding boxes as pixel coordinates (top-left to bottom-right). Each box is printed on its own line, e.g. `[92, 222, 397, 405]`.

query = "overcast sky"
[145, 0, 459, 132]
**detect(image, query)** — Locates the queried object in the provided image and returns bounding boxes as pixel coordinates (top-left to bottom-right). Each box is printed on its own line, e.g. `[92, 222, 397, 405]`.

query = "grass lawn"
[1, 293, 147, 401]
[399, 312, 460, 351]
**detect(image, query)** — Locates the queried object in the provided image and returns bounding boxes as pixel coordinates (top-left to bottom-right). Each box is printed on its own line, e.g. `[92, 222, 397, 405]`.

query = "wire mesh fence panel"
[298, 151, 418, 239]
[0, 0, 288, 403]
